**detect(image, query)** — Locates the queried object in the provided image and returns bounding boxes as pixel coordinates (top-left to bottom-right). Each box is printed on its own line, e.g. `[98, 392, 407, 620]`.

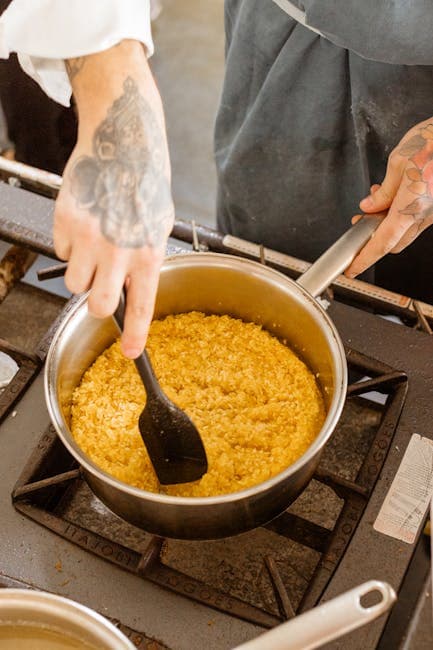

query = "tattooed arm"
[55, 40, 174, 358]
[346, 119, 433, 278]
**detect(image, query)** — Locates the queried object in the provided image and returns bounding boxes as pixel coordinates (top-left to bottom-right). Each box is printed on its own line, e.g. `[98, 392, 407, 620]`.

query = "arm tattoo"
[68, 77, 172, 248]
[65, 57, 86, 81]
[398, 124, 433, 233]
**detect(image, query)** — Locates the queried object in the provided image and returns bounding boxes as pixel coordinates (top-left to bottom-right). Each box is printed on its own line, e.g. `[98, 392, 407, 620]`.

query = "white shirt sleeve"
[0, 0, 154, 107]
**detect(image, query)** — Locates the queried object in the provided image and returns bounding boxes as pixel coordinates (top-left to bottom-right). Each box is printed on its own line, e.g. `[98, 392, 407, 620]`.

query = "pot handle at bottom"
[297, 213, 385, 298]
[232, 580, 396, 650]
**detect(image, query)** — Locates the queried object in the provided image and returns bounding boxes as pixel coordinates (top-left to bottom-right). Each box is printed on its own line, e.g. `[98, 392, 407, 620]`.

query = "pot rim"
[0, 588, 135, 648]
[44, 252, 347, 506]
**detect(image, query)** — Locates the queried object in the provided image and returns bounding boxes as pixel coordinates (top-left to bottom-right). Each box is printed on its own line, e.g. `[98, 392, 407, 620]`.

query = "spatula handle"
[134, 353, 163, 399]
[112, 288, 162, 399]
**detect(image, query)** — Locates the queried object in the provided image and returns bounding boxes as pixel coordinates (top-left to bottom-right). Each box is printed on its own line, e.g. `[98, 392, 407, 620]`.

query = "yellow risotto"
[70, 312, 325, 497]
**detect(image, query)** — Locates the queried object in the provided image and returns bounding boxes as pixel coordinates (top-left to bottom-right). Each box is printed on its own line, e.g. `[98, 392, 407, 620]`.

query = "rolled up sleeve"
[0, 0, 154, 106]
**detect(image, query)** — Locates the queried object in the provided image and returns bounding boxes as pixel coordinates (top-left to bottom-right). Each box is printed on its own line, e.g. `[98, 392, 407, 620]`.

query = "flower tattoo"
[399, 124, 433, 225]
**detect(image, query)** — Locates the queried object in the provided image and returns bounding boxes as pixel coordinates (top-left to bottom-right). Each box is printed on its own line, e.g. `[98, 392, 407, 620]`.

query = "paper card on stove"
[374, 434, 433, 544]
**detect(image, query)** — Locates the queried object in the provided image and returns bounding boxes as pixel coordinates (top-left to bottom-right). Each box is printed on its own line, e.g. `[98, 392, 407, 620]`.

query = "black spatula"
[113, 290, 208, 485]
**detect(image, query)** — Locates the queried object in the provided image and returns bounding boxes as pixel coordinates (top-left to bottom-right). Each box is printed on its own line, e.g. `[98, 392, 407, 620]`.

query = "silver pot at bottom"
[0, 589, 134, 649]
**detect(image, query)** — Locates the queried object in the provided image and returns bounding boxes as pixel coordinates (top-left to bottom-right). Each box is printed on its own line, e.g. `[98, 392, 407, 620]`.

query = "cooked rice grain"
[71, 312, 325, 496]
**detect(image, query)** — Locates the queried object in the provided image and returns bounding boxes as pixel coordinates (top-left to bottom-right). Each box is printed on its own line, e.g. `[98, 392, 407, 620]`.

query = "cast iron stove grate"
[0, 339, 40, 424]
[11, 348, 407, 629]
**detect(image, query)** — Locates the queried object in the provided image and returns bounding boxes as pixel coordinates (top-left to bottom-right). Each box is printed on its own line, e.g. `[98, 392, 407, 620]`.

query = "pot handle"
[297, 213, 385, 298]
[232, 580, 396, 650]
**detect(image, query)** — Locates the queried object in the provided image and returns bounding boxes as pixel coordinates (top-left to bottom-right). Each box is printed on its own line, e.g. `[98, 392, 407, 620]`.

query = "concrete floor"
[151, 0, 225, 228]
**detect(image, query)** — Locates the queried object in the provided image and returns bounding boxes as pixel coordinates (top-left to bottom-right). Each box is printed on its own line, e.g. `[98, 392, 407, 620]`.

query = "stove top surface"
[0, 298, 432, 649]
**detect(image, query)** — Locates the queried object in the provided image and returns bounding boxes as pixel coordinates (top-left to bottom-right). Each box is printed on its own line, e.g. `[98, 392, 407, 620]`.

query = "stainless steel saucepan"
[45, 215, 382, 539]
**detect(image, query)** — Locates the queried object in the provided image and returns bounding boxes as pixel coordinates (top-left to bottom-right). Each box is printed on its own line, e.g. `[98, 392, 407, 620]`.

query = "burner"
[11, 348, 407, 629]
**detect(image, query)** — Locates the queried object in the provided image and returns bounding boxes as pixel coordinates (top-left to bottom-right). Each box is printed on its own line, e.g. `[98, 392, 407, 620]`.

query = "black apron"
[215, 0, 433, 302]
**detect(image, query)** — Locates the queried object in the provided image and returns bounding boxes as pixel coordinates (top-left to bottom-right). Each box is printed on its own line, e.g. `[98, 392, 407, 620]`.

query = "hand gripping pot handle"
[297, 213, 385, 298]
[232, 580, 396, 650]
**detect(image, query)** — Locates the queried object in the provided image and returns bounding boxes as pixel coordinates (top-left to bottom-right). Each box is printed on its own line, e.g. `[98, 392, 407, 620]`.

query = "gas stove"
[0, 162, 431, 649]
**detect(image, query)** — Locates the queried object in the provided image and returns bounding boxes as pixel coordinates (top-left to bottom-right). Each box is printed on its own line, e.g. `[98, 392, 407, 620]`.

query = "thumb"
[359, 160, 405, 213]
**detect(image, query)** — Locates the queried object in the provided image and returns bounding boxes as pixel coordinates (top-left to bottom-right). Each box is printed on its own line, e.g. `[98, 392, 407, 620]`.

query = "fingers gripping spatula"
[113, 290, 208, 485]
